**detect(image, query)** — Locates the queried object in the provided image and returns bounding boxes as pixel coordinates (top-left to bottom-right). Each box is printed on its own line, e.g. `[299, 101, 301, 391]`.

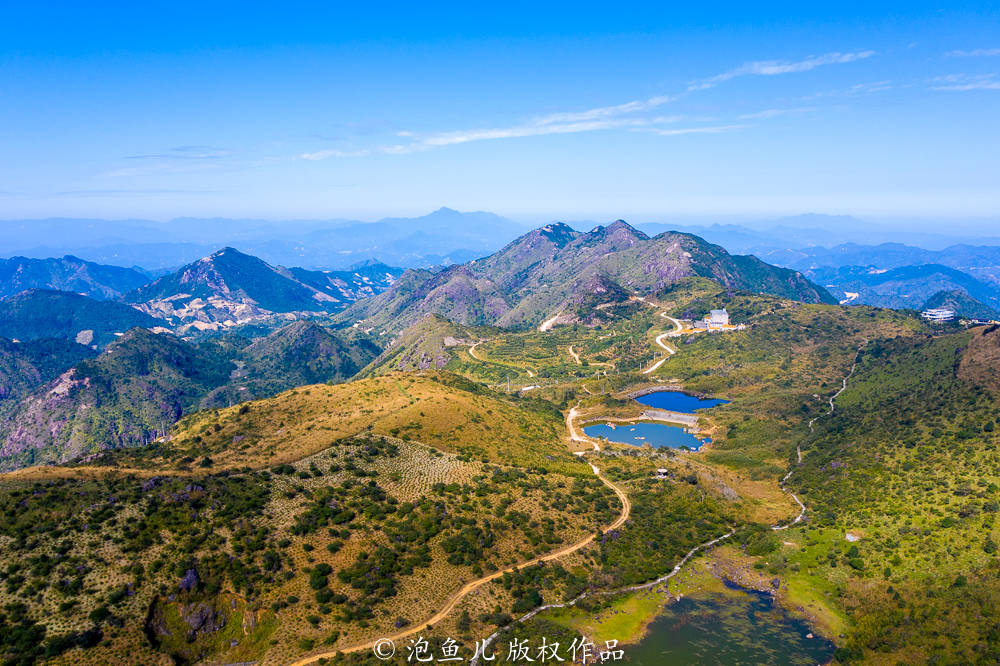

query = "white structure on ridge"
[921, 308, 955, 323]
[709, 309, 730, 326]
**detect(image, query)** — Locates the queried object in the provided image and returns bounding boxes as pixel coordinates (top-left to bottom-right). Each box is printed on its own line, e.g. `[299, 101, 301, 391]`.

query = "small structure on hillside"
[654, 468, 670, 479]
[709, 309, 730, 326]
[921, 307, 955, 323]
[692, 307, 744, 331]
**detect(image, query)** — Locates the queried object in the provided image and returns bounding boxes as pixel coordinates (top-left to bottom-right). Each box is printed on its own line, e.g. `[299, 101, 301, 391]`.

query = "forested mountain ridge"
[0, 255, 150, 299]
[339, 221, 834, 332]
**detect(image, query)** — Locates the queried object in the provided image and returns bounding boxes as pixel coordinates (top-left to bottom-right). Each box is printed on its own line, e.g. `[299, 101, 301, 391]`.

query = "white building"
[921, 308, 955, 322]
[708, 309, 730, 327]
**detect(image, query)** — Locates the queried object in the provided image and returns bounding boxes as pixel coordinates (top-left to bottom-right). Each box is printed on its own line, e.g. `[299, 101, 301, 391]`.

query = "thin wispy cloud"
[54, 188, 219, 197]
[931, 73, 1000, 91]
[300, 148, 374, 160]
[418, 115, 684, 148]
[805, 80, 893, 99]
[300, 49, 874, 160]
[688, 50, 876, 90]
[642, 124, 746, 136]
[104, 160, 225, 178]
[738, 107, 814, 120]
[302, 115, 687, 159]
[126, 145, 230, 160]
[532, 95, 675, 124]
[947, 48, 1000, 57]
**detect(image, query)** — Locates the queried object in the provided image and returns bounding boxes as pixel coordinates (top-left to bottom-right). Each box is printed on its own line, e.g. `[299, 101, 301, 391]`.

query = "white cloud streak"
[947, 48, 1000, 57]
[688, 50, 876, 90]
[738, 107, 814, 119]
[931, 73, 1000, 91]
[642, 124, 746, 136]
[300, 49, 875, 160]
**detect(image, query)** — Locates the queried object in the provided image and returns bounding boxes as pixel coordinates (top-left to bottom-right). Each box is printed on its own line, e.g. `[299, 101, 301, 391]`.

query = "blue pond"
[583, 422, 709, 450]
[634, 390, 729, 412]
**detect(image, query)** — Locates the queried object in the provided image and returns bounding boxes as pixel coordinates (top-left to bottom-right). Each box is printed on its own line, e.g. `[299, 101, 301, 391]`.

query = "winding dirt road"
[291, 412, 630, 665]
[642, 311, 683, 375]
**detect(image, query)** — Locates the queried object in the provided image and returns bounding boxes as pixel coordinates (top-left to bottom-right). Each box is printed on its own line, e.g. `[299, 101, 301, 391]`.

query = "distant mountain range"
[760, 241, 1000, 287]
[0, 255, 150, 299]
[0, 208, 529, 271]
[338, 220, 835, 333]
[7, 218, 1000, 472]
[808, 264, 1000, 315]
[639, 215, 1000, 255]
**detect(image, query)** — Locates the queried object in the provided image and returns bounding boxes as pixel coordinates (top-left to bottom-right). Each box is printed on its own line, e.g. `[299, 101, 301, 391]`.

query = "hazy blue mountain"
[809, 264, 1000, 311]
[761, 242, 1000, 281]
[0, 208, 528, 271]
[0, 289, 160, 347]
[0, 255, 151, 299]
[639, 216, 1000, 256]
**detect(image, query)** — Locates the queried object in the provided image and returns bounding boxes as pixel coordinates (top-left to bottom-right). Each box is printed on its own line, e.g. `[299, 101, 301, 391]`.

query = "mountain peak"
[603, 219, 648, 239]
[535, 222, 579, 245]
[208, 246, 247, 260]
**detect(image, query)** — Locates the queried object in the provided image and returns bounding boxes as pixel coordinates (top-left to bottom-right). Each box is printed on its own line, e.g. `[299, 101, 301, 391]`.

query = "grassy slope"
[776, 328, 1000, 663]
[165, 371, 581, 474]
[0, 367, 622, 665]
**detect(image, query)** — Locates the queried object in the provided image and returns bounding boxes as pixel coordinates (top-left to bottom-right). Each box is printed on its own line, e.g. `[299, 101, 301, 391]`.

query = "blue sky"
[1, 2, 999, 226]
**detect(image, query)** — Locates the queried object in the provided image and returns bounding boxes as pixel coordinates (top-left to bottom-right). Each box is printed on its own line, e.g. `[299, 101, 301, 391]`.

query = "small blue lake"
[635, 390, 729, 412]
[583, 422, 709, 450]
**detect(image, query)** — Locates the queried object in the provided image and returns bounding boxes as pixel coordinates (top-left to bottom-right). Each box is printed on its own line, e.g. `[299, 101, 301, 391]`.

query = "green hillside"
[769, 326, 1000, 662]
[0, 289, 160, 348]
[0, 329, 233, 470]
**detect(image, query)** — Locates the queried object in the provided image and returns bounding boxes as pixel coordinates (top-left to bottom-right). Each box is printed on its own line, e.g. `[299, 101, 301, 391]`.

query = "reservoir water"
[625, 586, 835, 665]
[634, 390, 729, 412]
[582, 390, 728, 450]
[583, 422, 708, 450]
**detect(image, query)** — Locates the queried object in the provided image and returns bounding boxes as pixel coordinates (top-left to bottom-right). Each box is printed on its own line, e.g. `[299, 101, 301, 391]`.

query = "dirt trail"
[538, 312, 563, 332]
[776, 339, 868, 531]
[291, 409, 631, 665]
[468, 340, 536, 377]
[567, 345, 582, 365]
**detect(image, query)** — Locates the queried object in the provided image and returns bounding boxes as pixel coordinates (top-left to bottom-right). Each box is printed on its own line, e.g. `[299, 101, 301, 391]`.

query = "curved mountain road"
[642, 311, 683, 375]
[291, 411, 630, 665]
